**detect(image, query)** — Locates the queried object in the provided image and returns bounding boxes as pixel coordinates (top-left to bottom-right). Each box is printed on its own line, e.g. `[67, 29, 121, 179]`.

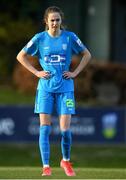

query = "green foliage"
[0, 13, 37, 79]
[0, 86, 34, 105]
[0, 0, 44, 81]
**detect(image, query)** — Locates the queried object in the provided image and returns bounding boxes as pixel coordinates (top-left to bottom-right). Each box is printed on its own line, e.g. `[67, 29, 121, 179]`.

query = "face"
[46, 12, 62, 32]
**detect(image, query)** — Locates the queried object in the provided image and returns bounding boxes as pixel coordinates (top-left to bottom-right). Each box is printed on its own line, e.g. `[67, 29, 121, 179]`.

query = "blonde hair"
[43, 6, 65, 30]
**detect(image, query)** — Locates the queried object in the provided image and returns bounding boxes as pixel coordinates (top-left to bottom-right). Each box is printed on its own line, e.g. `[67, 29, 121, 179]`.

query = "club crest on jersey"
[62, 44, 67, 50]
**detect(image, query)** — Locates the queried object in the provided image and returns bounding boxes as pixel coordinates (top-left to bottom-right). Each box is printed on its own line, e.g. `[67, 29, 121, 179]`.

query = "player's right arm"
[17, 33, 51, 79]
[16, 50, 50, 79]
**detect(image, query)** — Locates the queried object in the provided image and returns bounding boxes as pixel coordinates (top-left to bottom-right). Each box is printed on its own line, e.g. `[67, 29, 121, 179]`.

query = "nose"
[53, 20, 58, 25]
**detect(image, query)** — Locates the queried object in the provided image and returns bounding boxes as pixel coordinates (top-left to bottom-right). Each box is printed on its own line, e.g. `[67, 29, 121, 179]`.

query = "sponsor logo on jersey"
[66, 99, 74, 108]
[44, 54, 66, 64]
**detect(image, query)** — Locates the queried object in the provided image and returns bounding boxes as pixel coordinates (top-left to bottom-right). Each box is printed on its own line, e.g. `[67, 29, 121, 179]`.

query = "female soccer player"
[17, 6, 91, 176]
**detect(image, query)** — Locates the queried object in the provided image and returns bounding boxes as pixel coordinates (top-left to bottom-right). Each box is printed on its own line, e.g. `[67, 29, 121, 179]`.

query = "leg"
[40, 113, 51, 126]
[59, 114, 71, 161]
[39, 114, 52, 176]
[59, 115, 76, 176]
[56, 92, 76, 176]
[35, 90, 54, 176]
[56, 92, 75, 161]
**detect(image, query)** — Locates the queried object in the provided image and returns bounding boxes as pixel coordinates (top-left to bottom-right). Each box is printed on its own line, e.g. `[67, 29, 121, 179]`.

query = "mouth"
[52, 26, 57, 29]
[52, 27, 58, 31]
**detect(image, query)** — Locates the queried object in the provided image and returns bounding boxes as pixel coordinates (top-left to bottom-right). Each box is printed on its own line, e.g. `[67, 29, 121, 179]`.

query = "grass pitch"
[0, 167, 126, 179]
[0, 144, 126, 179]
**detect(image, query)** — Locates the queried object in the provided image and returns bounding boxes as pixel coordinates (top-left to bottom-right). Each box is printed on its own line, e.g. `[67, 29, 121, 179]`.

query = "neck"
[48, 29, 61, 37]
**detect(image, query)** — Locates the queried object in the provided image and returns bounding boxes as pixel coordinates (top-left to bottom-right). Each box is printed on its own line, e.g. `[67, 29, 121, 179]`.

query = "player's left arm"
[63, 49, 91, 79]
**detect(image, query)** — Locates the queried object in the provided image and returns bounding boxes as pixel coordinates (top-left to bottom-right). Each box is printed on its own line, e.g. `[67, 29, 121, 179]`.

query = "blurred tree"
[0, 14, 37, 81]
[0, 0, 45, 82]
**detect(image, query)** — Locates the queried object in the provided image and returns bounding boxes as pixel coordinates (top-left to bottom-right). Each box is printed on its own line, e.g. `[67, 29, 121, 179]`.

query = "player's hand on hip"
[63, 71, 76, 79]
[35, 71, 51, 79]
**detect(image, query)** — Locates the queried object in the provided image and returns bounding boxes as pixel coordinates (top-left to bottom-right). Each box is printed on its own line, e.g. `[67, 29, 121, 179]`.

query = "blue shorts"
[34, 90, 75, 115]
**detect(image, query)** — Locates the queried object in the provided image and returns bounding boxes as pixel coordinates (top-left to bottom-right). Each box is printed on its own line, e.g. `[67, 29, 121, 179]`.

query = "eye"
[56, 18, 60, 22]
[50, 19, 60, 22]
[51, 19, 55, 22]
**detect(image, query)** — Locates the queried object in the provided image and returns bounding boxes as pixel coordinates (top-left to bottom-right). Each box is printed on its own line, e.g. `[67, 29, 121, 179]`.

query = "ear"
[45, 20, 48, 25]
[44, 17, 48, 25]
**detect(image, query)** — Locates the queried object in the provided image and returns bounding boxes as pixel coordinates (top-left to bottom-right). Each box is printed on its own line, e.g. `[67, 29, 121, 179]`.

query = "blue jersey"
[23, 30, 86, 92]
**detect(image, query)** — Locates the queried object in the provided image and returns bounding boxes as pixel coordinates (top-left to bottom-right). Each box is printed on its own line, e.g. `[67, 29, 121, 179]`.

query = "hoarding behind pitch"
[0, 106, 125, 143]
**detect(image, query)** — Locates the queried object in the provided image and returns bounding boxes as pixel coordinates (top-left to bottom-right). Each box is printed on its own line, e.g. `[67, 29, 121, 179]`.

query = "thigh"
[34, 90, 54, 114]
[56, 92, 75, 115]
[39, 114, 52, 126]
[59, 114, 71, 131]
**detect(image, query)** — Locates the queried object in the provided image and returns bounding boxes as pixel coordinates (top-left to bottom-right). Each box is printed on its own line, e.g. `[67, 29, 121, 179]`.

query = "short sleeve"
[71, 32, 86, 54]
[22, 34, 39, 56]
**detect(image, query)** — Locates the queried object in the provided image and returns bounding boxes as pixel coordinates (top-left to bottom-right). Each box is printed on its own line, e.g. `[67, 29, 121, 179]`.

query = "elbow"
[88, 52, 92, 61]
[86, 51, 91, 63]
[16, 53, 20, 61]
[16, 51, 22, 62]
[87, 49, 91, 60]
[83, 49, 92, 62]
[16, 50, 26, 63]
